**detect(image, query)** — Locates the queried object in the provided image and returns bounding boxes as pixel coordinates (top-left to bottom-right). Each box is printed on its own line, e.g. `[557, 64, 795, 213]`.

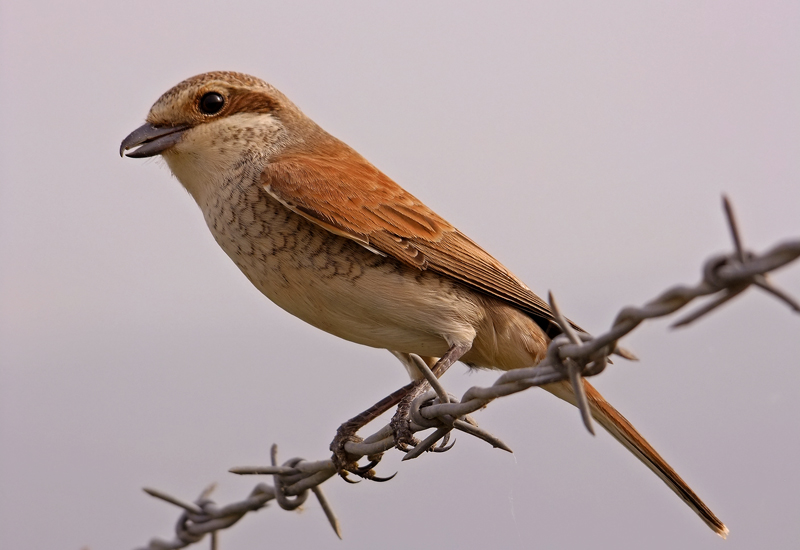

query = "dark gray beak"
[120, 123, 190, 158]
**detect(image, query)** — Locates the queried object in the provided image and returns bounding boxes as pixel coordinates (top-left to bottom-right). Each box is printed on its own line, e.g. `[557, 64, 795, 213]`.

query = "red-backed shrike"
[121, 72, 726, 537]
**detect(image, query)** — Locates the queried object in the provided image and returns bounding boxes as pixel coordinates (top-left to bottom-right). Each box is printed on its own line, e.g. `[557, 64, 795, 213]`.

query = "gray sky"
[1, 2, 799, 549]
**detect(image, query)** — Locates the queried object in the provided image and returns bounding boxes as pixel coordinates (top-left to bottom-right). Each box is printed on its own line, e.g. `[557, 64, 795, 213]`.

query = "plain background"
[1, 2, 798, 549]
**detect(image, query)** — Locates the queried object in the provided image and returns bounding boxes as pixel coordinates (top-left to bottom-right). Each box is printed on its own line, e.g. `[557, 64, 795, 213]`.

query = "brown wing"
[261, 147, 559, 331]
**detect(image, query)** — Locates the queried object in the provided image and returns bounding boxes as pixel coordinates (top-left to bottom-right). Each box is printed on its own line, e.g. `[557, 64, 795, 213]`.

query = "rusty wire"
[134, 196, 799, 550]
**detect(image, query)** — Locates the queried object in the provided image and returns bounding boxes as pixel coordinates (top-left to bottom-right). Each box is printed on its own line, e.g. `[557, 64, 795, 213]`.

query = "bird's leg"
[329, 343, 470, 480]
[390, 342, 471, 451]
[330, 380, 418, 480]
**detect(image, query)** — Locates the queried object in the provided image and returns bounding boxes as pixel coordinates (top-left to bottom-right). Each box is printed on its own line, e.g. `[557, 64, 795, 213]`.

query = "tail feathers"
[544, 379, 728, 538]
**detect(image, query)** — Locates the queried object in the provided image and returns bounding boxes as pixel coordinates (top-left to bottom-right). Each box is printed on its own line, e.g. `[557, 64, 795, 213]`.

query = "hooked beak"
[119, 123, 190, 158]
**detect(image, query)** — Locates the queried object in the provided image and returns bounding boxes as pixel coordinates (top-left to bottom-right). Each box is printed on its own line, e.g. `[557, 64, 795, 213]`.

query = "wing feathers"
[261, 147, 556, 324]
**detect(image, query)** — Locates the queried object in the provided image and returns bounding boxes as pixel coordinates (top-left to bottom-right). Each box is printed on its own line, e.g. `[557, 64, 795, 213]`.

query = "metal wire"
[134, 196, 799, 549]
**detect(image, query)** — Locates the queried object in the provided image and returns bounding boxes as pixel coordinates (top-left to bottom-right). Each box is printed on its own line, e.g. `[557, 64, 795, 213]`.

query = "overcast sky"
[1, 2, 799, 549]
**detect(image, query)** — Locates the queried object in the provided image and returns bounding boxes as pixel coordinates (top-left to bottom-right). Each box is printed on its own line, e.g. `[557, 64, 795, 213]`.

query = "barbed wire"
[134, 196, 799, 550]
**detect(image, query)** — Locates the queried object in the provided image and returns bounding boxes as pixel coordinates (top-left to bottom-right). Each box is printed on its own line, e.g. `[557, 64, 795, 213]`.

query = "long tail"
[544, 379, 728, 538]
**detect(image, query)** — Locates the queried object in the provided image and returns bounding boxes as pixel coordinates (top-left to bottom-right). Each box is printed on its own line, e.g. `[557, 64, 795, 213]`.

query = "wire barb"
[548, 291, 595, 435]
[671, 197, 800, 327]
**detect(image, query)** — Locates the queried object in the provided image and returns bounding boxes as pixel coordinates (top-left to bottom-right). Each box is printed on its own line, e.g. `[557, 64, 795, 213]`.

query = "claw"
[339, 459, 397, 483]
[352, 458, 382, 476]
[432, 432, 455, 453]
[340, 471, 361, 484]
[393, 435, 420, 452]
[433, 440, 455, 453]
[395, 434, 419, 452]
[363, 471, 398, 482]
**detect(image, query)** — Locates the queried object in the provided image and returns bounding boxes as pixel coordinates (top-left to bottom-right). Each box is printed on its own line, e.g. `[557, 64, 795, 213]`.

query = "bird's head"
[120, 71, 320, 200]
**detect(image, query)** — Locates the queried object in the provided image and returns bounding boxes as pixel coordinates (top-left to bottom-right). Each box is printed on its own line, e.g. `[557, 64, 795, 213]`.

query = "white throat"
[162, 112, 285, 206]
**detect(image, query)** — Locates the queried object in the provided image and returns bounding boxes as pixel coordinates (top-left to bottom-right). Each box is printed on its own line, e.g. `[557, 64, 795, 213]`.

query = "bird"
[120, 71, 727, 537]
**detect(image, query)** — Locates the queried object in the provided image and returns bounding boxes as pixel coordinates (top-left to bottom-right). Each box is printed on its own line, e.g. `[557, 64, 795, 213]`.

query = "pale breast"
[198, 168, 484, 357]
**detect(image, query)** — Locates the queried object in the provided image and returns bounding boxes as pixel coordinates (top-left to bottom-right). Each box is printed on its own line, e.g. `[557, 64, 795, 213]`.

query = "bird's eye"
[199, 92, 225, 115]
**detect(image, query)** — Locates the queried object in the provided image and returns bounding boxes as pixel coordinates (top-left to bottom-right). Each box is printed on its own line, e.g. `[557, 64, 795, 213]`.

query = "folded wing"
[262, 148, 561, 333]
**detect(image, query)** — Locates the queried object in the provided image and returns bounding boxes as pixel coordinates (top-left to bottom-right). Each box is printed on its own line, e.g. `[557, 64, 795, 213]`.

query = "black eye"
[199, 92, 225, 115]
